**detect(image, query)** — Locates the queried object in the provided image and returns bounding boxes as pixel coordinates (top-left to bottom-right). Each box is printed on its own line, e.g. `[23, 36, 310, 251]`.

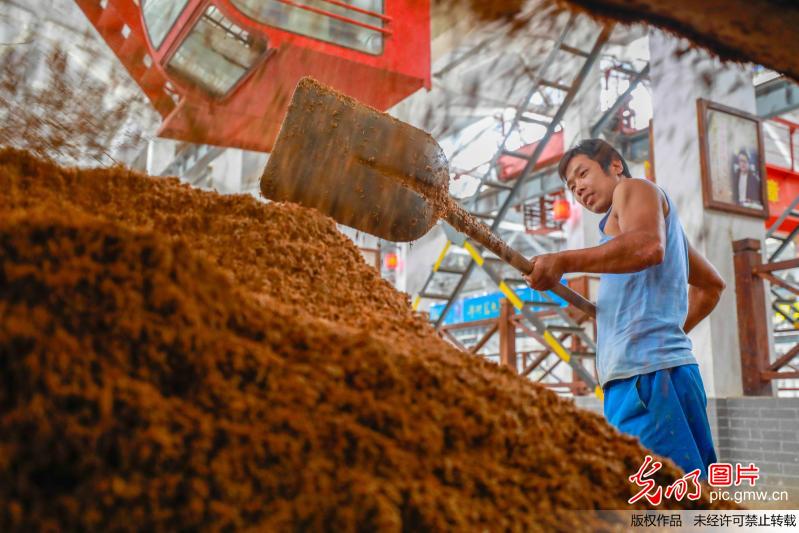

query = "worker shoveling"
[261, 76, 596, 318]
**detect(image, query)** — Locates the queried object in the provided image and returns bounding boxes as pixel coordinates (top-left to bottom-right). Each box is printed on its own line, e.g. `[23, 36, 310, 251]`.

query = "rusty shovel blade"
[260, 77, 449, 242]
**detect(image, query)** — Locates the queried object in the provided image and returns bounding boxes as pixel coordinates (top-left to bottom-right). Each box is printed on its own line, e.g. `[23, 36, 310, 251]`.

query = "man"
[732, 149, 762, 208]
[524, 139, 725, 479]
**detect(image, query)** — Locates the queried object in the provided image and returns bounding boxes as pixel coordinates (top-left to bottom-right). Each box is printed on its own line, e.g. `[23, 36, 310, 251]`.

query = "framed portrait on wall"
[697, 98, 768, 218]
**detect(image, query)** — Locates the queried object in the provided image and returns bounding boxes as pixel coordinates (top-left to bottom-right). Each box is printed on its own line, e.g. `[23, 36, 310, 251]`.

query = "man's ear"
[610, 158, 624, 177]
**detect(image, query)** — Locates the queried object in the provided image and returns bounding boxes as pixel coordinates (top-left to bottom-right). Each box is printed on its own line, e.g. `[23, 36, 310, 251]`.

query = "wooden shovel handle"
[445, 203, 597, 318]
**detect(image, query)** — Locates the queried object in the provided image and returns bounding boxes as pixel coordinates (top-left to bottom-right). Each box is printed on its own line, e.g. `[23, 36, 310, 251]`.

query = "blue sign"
[428, 281, 568, 325]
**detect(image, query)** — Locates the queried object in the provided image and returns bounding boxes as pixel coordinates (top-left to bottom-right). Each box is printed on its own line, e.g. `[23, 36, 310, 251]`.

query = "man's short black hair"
[558, 138, 632, 182]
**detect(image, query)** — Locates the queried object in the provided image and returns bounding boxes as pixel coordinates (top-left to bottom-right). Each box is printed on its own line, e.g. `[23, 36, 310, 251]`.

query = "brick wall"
[572, 395, 799, 506]
[711, 398, 799, 500]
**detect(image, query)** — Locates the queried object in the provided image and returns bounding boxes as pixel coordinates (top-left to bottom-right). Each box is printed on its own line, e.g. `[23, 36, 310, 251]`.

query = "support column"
[649, 29, 770, 398]
[732, 239, 774, 396]
[499, 299, 517, 373]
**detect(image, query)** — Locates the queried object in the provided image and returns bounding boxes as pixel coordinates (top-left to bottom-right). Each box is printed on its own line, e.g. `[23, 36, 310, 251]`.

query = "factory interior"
[2, 0, 799, 529]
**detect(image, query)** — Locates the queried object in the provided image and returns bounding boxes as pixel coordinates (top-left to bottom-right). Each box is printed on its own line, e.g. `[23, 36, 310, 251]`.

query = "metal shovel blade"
[260, 77, 449, 242]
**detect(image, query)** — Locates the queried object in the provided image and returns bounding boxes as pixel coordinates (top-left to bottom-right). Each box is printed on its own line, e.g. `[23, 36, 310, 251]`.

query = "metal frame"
[766, 192, 799, 262]
[590, 63, 649, 137]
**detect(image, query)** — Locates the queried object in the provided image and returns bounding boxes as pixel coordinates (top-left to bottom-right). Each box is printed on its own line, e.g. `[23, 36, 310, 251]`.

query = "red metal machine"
[74, 0, 430, 152]
[766, 164, 799, 234]
[496, 130, 564, 181]
[765, 117, 799, 234]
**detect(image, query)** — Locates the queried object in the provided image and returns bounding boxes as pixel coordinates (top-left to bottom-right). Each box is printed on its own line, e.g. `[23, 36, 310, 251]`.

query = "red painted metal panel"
[74, 0, 176, 116]
[157, 45, 423, 151]
[765, 163, 799, 234]
[497, 130, 564, 181]
[74, 0, 430, 152]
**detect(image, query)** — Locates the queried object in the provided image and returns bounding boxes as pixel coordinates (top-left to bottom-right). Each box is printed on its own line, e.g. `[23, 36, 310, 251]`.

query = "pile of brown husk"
[444, 0, 799, 82]
[0, 148, 735, 531]
[556, 0, 799, 82]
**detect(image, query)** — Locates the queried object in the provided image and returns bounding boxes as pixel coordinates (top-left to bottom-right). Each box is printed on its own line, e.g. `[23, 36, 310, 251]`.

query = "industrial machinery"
[74, 0, 430, 152]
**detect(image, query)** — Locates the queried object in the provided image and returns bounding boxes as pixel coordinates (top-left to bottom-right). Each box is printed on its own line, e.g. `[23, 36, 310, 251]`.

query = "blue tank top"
[596, 186, 696, 388]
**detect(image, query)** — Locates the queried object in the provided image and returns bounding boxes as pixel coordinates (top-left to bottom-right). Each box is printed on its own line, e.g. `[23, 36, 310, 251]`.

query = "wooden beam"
[499, 299, 517, 373]
[768, 343, 799, 372]
[469, 323, 499, 354]
[440, 329, 468, 352]
[758, 272, 799, 298]
[753, 257, 799, 274]
[732, 238, 774, 396]
[538, 359, 562, 381]
[520, 350, 551, 377]
[441, 317, 498, 332]
[761, 371, 799, 380]
[539, 382, 582, 388]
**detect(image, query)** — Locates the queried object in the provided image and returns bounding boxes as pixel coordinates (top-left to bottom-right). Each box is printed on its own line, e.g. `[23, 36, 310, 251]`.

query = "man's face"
[737, 153, 749, 173]
[563, 154, 620, 213]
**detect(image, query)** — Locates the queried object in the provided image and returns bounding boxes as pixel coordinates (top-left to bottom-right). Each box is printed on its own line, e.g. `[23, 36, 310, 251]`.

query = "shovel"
[261, 77, 596, 318]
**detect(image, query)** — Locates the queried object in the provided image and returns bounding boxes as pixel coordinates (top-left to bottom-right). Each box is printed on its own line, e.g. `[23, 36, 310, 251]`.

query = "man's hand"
[523, 253, 566, 291]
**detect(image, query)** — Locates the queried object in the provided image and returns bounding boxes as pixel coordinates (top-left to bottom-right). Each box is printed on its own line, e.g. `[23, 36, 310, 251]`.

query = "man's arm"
[683, 243, 725, 333]
[525, 179, 666, 290]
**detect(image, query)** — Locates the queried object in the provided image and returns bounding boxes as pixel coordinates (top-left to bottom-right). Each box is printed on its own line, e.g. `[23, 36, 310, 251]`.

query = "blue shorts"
[603, 363, 717, 479]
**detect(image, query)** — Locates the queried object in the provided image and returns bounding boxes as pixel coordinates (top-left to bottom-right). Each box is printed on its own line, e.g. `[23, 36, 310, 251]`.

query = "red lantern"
[552, 198, 571, 222]
[383, 252, 399, 270]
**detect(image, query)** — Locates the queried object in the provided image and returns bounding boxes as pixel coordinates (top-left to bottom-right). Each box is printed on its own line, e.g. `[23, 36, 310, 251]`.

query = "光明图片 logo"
[628, 455, 761, 505]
